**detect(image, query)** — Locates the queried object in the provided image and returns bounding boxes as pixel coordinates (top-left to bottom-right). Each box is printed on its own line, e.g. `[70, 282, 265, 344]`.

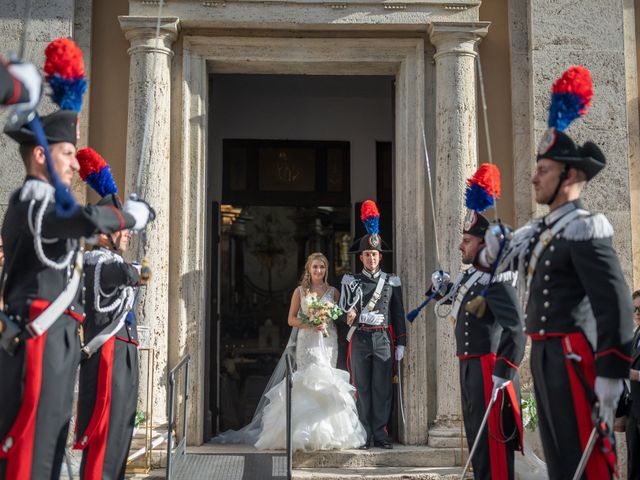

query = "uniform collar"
[544, 200, 582, 226]
[362, 268, 381, 279]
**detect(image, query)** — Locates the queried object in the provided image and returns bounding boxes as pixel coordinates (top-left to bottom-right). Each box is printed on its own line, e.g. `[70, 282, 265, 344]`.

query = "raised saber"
[571, 427, 598, 480]
[459, 382, 510, 479]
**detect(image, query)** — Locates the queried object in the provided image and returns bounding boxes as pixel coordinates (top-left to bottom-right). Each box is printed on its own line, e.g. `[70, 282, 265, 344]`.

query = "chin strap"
[546, 164, 569, 206]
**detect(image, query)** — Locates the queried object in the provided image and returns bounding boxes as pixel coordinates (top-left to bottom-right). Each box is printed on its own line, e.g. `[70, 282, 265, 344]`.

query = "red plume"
[360, 200, 380, 221]
[44, 38, 85, 80]
[466, 163, 501, 199]
[76, 148, 107, 181]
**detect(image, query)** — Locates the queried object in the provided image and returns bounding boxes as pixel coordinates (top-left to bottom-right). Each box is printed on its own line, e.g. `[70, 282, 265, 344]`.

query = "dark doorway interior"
[213, 139, 352, 434]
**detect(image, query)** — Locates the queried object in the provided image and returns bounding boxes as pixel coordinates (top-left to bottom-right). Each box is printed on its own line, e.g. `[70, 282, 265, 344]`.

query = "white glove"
[123, 198, 154, 231]
[430, 270, 451, 294]
[492, 375, 511, 392]
[395, 345, 405, 362]
[7, 61, 42, 112]
[359, 311, 384, 326]
[595, 376, 624, 429]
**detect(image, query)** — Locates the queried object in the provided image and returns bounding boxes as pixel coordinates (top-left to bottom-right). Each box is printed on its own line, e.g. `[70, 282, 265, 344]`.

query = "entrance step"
[294, 467, 462, 479]
[293, 445, 461, 469]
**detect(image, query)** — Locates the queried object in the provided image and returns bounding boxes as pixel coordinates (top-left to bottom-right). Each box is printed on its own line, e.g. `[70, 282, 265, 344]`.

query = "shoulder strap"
[365, 272, 387, 312]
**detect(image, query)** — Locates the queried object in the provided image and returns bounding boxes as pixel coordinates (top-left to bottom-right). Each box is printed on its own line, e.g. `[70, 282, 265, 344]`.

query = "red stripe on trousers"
[347, 336, 357, 399]
[561, 332, 612, 480]
[0, 333, 47, 480]
[479, 353, 509, 480]
[74, 336, 115, 480]
[504, 382, 523, 452]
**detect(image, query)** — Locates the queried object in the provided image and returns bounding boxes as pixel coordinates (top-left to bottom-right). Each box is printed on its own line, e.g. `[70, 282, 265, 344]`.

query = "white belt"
[82, 288, 135, 358]
[26, 251, 83, 337]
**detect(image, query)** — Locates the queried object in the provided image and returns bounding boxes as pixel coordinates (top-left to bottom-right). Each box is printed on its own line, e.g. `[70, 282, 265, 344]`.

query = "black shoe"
[373, 440, 393, 449]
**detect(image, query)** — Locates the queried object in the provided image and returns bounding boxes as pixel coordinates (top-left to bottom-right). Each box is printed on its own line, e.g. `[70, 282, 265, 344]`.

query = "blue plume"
[548, 92, 584, 132]
[465, 183, 495, 213]
[48, 75, 87, 112]
[362, 216, 379, 235]
[86, 166, 118, 198]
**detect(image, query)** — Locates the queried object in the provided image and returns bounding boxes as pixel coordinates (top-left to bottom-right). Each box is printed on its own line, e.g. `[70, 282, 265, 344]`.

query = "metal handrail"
[285, 352, 293, 480]
[166, 354, 191, 480]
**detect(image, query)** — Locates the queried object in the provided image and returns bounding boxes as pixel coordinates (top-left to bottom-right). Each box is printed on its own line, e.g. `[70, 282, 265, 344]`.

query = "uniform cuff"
[595, 349, 632, 378]
[493, 357, 518, 379]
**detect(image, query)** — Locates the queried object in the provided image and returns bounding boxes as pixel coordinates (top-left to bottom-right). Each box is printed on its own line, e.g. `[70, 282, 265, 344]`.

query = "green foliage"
[135, 410, 146, 428]
[521, 392, 539, 432]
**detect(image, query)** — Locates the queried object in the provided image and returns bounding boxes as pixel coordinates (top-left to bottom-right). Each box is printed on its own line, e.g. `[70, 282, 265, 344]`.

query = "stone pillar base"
[428, 420, 465, 449]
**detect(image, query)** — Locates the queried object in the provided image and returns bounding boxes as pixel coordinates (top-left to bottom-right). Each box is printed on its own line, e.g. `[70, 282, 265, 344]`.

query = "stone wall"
[0, 0, 90, 217]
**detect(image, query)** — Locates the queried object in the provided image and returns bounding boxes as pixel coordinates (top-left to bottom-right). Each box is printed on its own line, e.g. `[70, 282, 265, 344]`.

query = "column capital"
[119, 16, 180, 57]
[428, 21, 490, 60]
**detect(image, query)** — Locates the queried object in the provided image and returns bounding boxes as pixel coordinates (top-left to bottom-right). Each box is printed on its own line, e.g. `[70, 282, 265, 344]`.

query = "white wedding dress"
[254, 287, 366, 451]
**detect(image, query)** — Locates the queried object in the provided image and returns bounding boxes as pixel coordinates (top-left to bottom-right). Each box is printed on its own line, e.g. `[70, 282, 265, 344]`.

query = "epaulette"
[84, 248, 122, 265]
[496, 219, 541, 274]
[492, 271, 517, 284]
[341, 273, 356, 286]
[388, 275, 401, 287]
[19, 179, 55, 202]
[562, 213, 613, 241]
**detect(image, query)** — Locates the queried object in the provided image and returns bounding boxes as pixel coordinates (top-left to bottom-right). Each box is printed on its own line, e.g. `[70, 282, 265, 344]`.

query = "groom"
[340, 200, 407, 449]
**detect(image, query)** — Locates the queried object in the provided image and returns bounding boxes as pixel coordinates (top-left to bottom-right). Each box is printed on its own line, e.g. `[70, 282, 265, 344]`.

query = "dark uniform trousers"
[349, 329, 393, 443]
[0, 313, 81, 480]
[511, 201, 633, 480]
[76, 325, 139, 480]
[460, 354, 520, 480]
[447, 269, 524, 480]
[627, 328, 640, 480]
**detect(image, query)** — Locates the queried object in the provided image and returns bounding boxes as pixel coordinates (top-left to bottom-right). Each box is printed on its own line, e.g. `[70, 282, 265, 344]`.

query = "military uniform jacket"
[339, 269, 406, 346]
[441, 267, 525, 379]
[1, 178, 136, 318]
[83, 247, 140, 346]
[499, 200, 633, 378]
[630, 327, 640, 418]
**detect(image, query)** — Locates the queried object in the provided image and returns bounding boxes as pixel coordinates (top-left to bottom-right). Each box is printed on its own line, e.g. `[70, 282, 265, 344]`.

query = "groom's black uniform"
[340, 233, 406, 448]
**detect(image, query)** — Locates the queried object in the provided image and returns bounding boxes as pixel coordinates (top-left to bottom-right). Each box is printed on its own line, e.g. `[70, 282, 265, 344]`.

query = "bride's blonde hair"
[300, 252, 329, 292]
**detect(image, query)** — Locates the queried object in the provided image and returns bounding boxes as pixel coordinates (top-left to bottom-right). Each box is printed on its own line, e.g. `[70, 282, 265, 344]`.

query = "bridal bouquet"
[299, 292, 342, 337]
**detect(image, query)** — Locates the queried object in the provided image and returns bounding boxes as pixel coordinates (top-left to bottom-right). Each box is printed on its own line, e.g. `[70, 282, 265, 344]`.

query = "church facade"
[1, 0, 639, 449]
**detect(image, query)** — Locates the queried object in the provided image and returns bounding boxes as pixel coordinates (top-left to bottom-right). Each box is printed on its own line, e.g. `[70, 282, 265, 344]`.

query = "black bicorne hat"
[462, 211, 489, 239]
[348, 233, 392, 254]
[537, 128, 606, 181]
[4, 110, 79, 146]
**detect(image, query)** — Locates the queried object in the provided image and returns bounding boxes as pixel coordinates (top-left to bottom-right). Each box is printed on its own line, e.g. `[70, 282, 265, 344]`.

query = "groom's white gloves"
[395, 345, 405, 362]
[359, 311, 385, 326]
[595, 376, 624, 429]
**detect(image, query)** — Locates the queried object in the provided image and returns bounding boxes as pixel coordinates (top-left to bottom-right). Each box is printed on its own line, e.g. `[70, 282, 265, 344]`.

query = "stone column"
[426, 22, 489, 448]
[119, 16, 179, 425]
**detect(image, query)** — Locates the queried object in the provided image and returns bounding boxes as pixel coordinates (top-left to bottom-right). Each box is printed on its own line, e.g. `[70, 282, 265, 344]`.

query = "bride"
[213, 252, 365, 451]
[254, 252, 366, 451]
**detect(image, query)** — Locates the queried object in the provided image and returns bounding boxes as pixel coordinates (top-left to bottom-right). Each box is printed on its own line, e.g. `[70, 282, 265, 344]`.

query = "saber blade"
[460, 383, 509, 479]
[571, 427, 598, 480]
[397, 360, 406, 429]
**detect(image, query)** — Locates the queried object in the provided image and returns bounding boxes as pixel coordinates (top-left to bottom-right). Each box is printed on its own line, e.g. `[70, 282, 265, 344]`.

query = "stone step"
[293, 467, 463, 479]
[293, 445, 462, 469]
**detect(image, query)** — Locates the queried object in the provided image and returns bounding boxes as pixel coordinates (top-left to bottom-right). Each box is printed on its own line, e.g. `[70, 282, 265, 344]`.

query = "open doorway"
[206, 74, 394, 439]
